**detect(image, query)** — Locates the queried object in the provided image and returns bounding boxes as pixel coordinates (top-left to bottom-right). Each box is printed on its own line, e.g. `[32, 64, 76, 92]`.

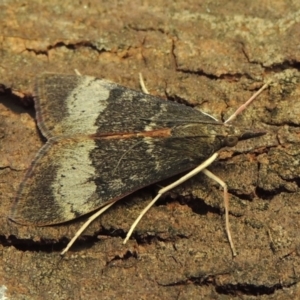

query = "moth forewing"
[9, 73, 268, 256]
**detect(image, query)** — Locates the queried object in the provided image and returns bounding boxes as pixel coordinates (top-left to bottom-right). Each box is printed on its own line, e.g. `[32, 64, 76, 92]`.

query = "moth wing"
[10, 135, 213, 225]
[35, 74, 216, 138]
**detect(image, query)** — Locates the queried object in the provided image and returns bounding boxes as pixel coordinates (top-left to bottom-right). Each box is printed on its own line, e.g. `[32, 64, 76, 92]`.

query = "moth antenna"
[224, 82, 270, 124]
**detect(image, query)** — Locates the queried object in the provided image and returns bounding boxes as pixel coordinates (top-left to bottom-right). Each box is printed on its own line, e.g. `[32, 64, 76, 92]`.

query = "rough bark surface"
[0, 1, 300, 299]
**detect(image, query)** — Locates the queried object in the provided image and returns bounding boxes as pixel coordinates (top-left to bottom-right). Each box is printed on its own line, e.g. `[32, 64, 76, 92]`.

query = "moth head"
[223, 136, 239, 147]
[222, 127, 266, 148]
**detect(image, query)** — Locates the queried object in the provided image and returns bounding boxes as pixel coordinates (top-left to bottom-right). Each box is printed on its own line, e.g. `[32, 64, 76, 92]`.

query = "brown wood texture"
[0, 1, 300, 299]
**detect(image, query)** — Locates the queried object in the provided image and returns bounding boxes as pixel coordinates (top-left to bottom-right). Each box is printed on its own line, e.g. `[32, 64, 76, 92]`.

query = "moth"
[10, 74, 268, 255]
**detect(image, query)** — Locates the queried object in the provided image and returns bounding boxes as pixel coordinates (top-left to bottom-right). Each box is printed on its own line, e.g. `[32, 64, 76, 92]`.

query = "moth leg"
[139, 73, 149, 94]
[74, 69, 81, 76]
[137, 73, 238, 256]
[202, 169, 236, 256]
[123, 153, 223, 239]
[60, 200, 117, 255]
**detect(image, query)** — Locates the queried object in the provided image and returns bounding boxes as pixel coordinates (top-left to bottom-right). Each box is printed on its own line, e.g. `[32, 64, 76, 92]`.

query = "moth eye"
[224, 136, 239, 147]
